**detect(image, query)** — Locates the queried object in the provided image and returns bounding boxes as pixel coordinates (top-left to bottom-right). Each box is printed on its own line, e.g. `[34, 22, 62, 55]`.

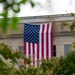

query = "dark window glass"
[64, 44, 72, 56]
[18, 46, 24, 54]
[19, 65, 23, 69]
[53, 45, 56, 56]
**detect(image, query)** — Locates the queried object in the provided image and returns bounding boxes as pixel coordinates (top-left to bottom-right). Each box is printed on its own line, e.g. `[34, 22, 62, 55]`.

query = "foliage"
[52, 52, 75, 75]
[0, 43, 25, 75]
[0, 0, 35, 33]
[0, 42, 75, 75]
[62, 13, 75, 31]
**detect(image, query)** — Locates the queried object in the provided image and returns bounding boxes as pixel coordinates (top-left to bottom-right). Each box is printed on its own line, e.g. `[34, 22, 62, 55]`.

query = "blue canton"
[24, 23, 40, 43]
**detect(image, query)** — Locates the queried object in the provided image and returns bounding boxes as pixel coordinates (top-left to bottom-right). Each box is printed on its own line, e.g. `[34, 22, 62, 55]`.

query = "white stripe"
[26, 42, 29, 58]
[44, 24, 47, 59]
[26, 42, 28, 67]
[48, 23, 52, 59]
[30, 43, 33, 65]
[34, 44, 37, 67]
[39, 25, 42, 65]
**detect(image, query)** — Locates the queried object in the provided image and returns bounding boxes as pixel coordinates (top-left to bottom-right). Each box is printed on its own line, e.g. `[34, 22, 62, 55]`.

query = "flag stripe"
[32, 43, 35, 66]
[28, 43, 30, 57]
[37, 44, 39, 60]
[30, 43, 33, 65]
[48, 23, 51, 59]
[51, 22, 53, 57]
[46, 24, 49, 60]
[44, 25, 47, 59]
[42, 25, 45, 59]
[24, 42, 26, 65]
[39, 25, 42, 65]
[35, 44, 37, 67]
[24, 42, 26, 55]
[26, 42, 28, 67]
[37, 44, 39, 66]
[26, 43, 29, 58]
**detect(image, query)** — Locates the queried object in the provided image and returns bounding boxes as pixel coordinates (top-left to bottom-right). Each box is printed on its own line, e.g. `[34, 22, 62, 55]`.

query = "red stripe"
[24, 42, 26, 55]
[37, 44, 39, 59]
[33, 44, 35, 56]
[51, 23, 53, 57]
[42, 25, 45, 59]
[24, 42, 26, 65]
[46, 24, 49, 60]
[28, 43, 30, 57]
[37, 44, 39, 66]
[32, 43, 35, 66]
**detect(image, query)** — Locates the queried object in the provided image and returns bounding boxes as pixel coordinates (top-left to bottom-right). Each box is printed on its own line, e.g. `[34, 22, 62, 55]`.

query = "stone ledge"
[0, 31, 75, 39]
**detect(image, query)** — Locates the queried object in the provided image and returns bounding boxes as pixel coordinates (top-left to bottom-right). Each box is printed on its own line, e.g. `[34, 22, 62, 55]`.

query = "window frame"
[18, 46, 24, 54]
[64, 44, 72, 56]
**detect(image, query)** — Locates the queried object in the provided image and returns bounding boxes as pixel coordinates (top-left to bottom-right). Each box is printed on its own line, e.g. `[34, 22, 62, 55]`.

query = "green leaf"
[30, 0, 35, 7]
[61, 21, 69, 26]
[12, 4, 20, 13]
[0, 18, 8, 33]
[21, 0, 27, 4]
[11, 16, 20, 30]
[70, 13, 75, 16]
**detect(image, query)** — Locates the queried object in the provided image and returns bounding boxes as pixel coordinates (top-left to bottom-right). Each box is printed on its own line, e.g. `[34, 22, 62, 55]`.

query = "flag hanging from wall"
[24, 23, 53, 67]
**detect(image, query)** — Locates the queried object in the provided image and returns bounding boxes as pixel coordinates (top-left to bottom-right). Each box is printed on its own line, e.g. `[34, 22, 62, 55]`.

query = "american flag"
[24, 23, 53, 67]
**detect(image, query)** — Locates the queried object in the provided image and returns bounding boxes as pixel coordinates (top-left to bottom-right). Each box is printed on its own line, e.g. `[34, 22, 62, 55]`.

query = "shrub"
[0, 43, 75, 75]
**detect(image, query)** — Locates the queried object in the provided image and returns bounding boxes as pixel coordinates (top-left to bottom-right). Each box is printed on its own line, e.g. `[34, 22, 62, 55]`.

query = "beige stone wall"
[52, 20, 75, 57]
[53, 35, 75, 57]
[6, 23, 24, 35]
[0, 38, 24, 50]
[0, 18, 75, 57]
[53, 22, 62, 33]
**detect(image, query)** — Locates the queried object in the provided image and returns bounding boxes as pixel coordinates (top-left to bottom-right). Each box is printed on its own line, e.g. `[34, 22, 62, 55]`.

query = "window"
[19, 65, 23, 69]
[53, 45, 56, 56]
[18, 46, 24, 54]
[64, 44, 72, 56]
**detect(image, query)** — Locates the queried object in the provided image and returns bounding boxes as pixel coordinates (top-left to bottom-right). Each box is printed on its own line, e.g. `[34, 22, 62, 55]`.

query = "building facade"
[0, 14, 75, 57]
